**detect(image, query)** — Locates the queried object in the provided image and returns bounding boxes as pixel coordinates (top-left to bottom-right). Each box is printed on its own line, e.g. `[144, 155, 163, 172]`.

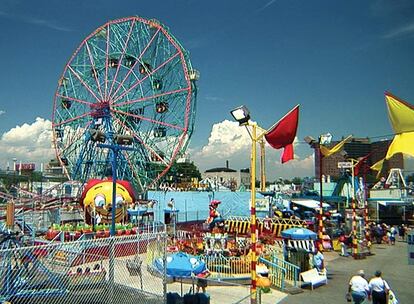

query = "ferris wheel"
[52, 16, 198, 194]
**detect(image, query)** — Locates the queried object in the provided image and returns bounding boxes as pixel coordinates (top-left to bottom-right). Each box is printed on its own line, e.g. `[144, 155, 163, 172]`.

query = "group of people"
[348, 270, 397, 304]
[368, 223, 407, 245]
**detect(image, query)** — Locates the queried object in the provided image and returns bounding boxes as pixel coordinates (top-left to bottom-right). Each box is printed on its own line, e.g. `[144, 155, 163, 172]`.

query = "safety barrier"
[0, 232, 167, 304]
[271, 254, 300, 287]
[203, 254, 251, 278]
[225, 216, 306, 236]
[258, 257, 286, 290]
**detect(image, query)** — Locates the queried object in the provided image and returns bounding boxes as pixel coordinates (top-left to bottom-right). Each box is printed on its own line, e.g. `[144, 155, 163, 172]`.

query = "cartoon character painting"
[205, 200, 224, 230]
[80, 178, 136, 224]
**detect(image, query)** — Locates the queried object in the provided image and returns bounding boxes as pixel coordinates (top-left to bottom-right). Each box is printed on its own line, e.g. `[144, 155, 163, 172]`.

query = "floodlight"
[230, 105, 251, 125]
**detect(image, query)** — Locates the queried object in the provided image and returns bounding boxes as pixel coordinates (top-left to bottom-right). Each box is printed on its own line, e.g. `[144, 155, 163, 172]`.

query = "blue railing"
[258, 257, 286, 290]
[271, 254, 300, 287]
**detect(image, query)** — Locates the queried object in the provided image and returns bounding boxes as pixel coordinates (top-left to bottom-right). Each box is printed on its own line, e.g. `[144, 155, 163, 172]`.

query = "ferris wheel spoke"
[53, 111, 93, 127]
[67, 66, 102, 103]
[85, 42, 105, 100]
[60, 122, 93, 154]
[114, 87, 190, 108]
[112, 51, 180, 104]
[110, 27, 161, 100]
[56, 94, 95, 107]
[112, 108, 184, 131]
[113, 116, 169, 167]
[104, 23, 111, 100]
[107, 19, 136, 98]
[120, 151, 145, 190]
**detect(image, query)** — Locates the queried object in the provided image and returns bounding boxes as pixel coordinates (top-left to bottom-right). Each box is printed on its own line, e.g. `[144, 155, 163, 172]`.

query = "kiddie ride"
[43, 178, 158, 242]
[170, 199, 307, 258]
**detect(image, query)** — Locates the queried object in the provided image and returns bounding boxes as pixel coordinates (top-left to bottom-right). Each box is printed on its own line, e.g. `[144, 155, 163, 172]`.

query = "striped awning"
[275, 239, 315, 253]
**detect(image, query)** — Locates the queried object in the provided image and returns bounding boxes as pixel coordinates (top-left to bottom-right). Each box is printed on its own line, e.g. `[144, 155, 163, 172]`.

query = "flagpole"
[260, 138, 266, 192]
[318, 146, 324, 245]
[250, 123, 258, 304]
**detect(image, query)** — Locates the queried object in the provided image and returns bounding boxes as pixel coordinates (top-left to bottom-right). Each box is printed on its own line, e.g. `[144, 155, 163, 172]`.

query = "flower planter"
[46, 229, 60, 240]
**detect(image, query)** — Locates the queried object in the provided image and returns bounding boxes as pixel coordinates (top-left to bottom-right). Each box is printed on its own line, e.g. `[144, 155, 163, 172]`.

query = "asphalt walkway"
[280, 240, 414, 303]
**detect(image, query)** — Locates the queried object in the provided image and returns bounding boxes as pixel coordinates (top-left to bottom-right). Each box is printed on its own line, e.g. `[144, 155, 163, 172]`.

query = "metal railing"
[271, 254, 300, 286]
[203, 254, 251, 279]
[258, 257, 286, 291]
[0, 232, 167, 304]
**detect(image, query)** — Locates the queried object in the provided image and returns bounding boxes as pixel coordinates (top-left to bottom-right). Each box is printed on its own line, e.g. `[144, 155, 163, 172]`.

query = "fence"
[0, 232, 167, 304]
[270, 255, 300, 287]
[258, 257, 286, 291]
[203, 254, 251, 279]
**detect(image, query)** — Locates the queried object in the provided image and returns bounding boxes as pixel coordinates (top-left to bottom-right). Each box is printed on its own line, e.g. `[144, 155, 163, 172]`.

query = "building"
[313, 138, 403, 179]
[201, 161, 250, 191]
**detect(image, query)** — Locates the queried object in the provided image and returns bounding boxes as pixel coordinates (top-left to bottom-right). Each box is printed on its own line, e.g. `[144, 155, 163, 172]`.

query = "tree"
[164, 161, 201, 183]
[291, 177, 303, 185]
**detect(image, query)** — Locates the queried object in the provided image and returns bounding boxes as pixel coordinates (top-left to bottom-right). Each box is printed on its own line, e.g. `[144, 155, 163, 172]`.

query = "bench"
[300, 268, 327, 290]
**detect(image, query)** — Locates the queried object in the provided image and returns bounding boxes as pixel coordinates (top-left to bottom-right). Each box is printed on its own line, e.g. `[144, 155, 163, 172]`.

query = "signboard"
[250, 198, 270, 212]
[15, 163, 35, 171]
[408, 230, 414, 265]
[256, 198, 270, 212]
[337, 161, 353, 169]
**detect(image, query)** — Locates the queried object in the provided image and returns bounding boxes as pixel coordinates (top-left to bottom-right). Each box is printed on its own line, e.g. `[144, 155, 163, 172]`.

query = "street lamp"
[92, 130, 134, 236]
[230, 105, 265, 304]
[304, 133, 332, 245]
[91, 129, 134, 300]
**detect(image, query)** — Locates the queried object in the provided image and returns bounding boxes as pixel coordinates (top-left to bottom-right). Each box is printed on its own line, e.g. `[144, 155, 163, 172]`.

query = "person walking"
[368, 270, 390, 304]
[389, 226, 397, 245]
[348, 269, 369, 304]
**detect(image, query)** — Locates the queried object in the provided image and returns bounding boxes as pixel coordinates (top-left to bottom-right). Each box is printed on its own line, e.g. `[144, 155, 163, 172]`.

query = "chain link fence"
[0, 230, 288, 303]
[0, 232, 167, 304]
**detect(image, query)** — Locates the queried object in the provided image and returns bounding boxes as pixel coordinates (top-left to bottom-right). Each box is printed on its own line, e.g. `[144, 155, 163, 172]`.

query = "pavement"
[279, 240, 414, 304]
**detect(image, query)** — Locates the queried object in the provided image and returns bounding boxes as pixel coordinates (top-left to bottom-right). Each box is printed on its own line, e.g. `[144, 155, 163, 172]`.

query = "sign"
[255, 198, 270, 212]
[408, 230, 414, 265]
[337, 161, 353, 169]
[15, 163, 35, 171]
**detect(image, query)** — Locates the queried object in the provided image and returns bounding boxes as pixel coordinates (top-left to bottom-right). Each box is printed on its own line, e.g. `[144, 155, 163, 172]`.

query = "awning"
[275, 239, 316, 253]
[291, 199, 330, 210]
[369, 200, 413, 207]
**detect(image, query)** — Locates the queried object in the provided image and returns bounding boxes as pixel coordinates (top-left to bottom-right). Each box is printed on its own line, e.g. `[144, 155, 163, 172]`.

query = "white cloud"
[383, 22, 414, 39]
[0, 110, 5, 116]
[0, 117, 54, 169]
[191, 120, 314, 180]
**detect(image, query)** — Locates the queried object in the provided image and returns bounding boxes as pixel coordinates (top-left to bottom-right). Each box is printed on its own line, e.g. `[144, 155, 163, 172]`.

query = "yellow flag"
[320, 135, 352, 157]
[385, 132, 414, 159]
[386, 93, 414, 134]
[370, 159, 385, 178]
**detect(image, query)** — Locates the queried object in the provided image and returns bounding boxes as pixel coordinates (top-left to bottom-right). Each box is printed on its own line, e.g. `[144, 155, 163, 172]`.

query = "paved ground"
[280, 240, 414, 304]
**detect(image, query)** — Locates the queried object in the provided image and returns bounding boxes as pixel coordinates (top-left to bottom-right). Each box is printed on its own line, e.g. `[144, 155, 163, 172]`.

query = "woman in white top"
[348, 270, 369, 304]
[368, 270, 389, 304]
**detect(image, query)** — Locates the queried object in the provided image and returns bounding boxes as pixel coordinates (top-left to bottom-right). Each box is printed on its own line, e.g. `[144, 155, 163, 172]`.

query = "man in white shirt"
[348, 270, 369, 304]
[369, 270, 390, 304]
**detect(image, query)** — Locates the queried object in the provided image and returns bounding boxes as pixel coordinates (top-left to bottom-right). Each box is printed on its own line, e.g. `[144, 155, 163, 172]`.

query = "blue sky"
[0, 0, 414, 179]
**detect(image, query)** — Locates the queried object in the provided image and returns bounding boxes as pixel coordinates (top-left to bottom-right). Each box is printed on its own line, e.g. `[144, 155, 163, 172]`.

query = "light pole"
[92, 129, 134, 299]
[95, 134, 134, 236]
[231, 105, 267, 304]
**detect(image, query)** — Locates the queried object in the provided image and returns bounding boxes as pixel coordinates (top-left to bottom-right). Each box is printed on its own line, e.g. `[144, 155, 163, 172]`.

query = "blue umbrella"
[281, 227, 317, 240]
[154, 252, 206, 277]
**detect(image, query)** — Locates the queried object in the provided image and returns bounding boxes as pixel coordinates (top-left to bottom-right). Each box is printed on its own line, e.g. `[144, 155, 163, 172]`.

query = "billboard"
[15, 163, 35, 171]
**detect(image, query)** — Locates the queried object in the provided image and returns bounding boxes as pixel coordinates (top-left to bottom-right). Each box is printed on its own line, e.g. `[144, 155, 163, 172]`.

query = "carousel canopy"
[154, 252, 206, 277]
[281, 227, 317, 240]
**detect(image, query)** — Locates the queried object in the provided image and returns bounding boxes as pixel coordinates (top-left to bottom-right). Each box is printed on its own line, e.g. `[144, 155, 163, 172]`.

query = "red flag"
[354, 152, 372, 176]
[264, 105, 299, 163]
